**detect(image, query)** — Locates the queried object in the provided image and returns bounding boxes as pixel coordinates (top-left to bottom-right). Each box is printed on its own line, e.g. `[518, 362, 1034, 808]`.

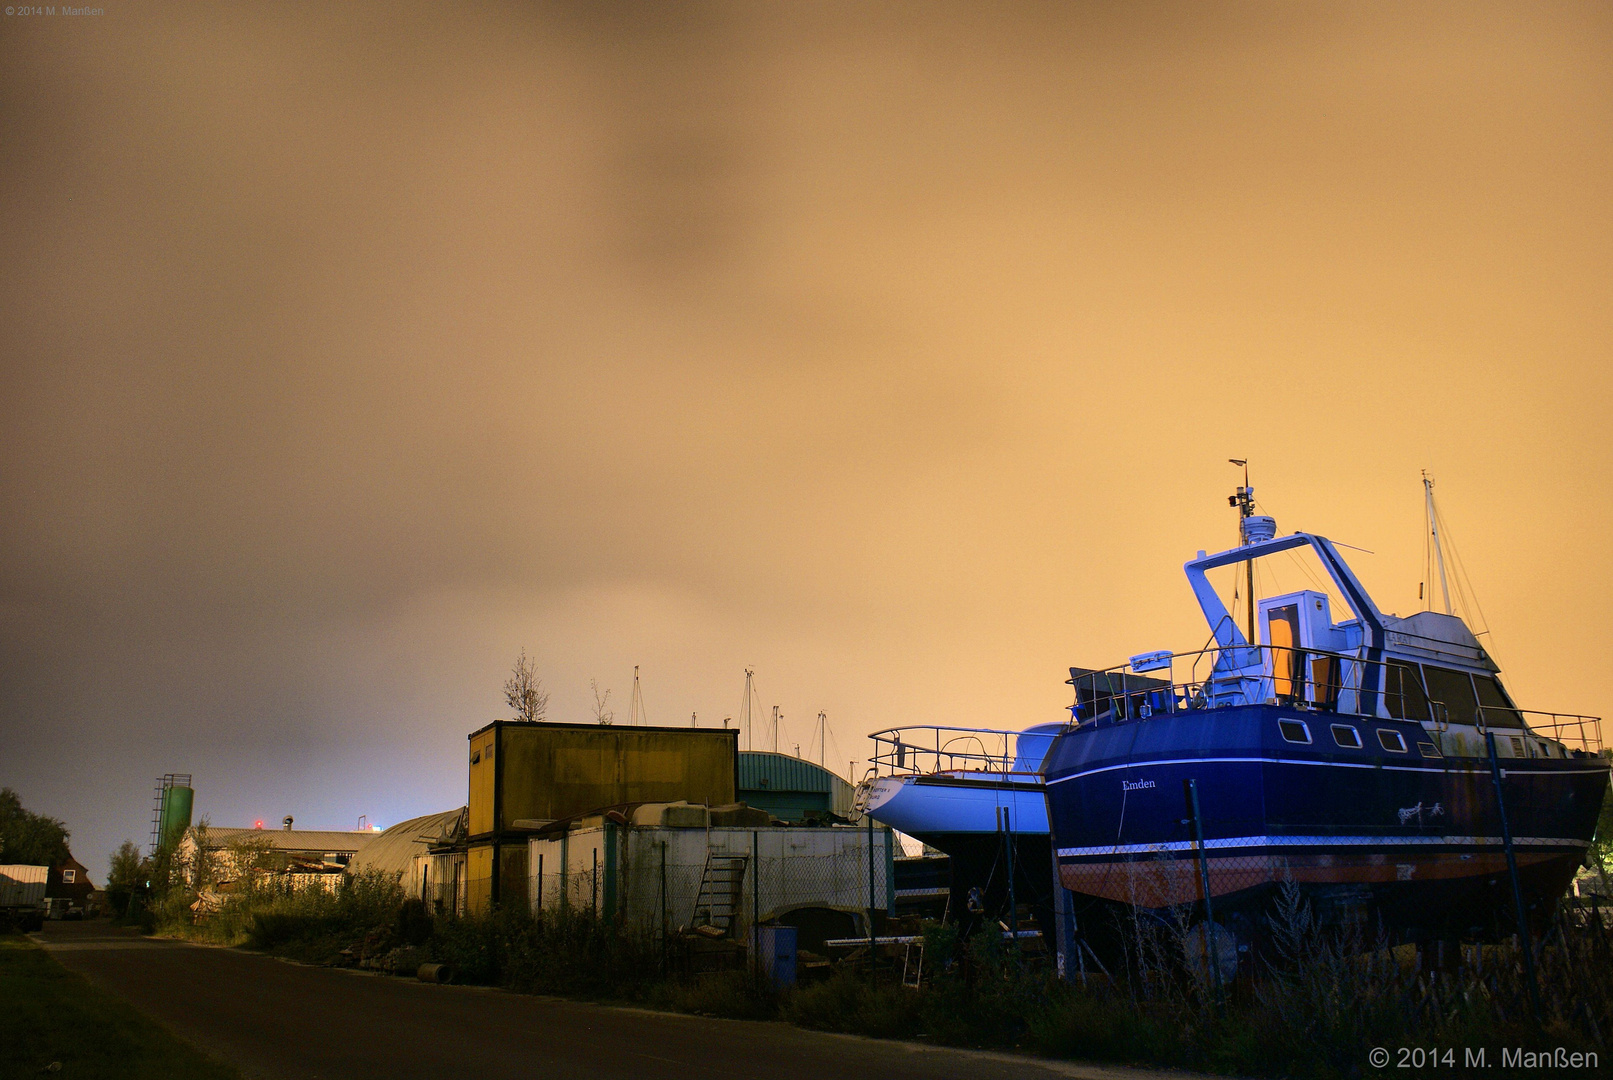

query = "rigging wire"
[1432, 497, 1502, 665]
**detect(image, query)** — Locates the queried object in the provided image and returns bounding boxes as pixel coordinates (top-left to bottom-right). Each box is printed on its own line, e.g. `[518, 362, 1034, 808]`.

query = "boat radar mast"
[1226, 459, 1273, 644]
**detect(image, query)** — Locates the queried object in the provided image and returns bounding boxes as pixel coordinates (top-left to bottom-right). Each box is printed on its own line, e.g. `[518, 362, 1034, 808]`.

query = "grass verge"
[0, 933, 243, 1080]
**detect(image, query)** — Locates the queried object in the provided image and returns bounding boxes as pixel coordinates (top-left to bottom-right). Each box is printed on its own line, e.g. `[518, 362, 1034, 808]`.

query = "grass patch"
[152, 869, 1613, 1080]
[0, 933, 243, 1080]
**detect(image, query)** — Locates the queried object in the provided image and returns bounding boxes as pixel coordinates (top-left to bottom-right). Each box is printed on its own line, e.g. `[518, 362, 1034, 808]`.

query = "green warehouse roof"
[737, 752, 855, 820]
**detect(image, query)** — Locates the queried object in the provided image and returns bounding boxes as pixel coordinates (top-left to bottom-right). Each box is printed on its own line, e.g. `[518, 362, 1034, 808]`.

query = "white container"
[0, 865, 49, 909]
[529, 824, 894, 938]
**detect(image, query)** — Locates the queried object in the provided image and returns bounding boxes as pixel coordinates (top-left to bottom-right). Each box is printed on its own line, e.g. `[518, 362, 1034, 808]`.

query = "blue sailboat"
[1042, 479, 1608, 942]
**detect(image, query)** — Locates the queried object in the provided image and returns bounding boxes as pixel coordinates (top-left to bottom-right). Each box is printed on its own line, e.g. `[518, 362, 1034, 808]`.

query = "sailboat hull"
[866, 773, 1052, 926]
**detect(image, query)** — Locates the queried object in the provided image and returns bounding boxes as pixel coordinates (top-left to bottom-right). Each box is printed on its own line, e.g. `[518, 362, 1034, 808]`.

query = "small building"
[46, 854, 94, 913]
[465, 721, 739, 914]
[737, 752, 855, 823]
[529, 802, 896, 948]
[189, 826, 377, 890]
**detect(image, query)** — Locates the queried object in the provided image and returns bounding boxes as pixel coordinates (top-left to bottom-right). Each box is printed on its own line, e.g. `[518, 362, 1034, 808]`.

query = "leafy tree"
[106, 841, 144, 891]
[0, 788, 70, 867]
[105, 840, 147, 917]
[504, 648, 549, 722]
[223, 830, 283, 880]
[184, 820, 215, 892]
[1588, 763, 1613, 892]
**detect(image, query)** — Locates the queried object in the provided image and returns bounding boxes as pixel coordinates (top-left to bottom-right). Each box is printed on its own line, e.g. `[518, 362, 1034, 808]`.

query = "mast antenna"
[628, 666, 648, 725]
[740, 668, 755, 751]
[815, 710, 827, 766]
[1423, 471, 1452, 615]
[1228, 459, 1257, 643]
[771, 705, 782, 754]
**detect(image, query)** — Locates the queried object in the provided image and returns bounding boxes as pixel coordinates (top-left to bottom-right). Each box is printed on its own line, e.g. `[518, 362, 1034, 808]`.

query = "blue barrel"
[758, 925, 797, 989]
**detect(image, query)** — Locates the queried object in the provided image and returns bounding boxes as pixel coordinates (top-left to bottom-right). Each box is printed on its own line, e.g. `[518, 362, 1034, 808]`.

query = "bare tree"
[591, 678, 614, 725]
[504, 648, 549, 722]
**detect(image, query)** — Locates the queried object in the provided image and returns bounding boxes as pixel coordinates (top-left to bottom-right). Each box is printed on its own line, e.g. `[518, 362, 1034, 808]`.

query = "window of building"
[62, 869, 75, 883]
[1278, 719, 1311, 745]
[1378, 730, 1408, 753]
[1331, 724, 1363, 749]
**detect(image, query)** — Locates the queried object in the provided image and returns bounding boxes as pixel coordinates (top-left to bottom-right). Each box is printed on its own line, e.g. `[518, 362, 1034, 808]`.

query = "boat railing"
[1477, 706, 1605, 754]
[1073, 649, 1606, 752]
[1072, 645, 1417, 724]
[865, 725, 1042, 778]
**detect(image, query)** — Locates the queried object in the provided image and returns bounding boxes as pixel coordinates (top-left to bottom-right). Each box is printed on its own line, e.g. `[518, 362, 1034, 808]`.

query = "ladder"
[690, 853, 748, 937]
[901, 938, 924, 988]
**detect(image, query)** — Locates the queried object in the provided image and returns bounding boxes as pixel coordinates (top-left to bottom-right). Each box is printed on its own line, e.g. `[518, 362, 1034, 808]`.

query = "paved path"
[37, 920, 1193, 1080]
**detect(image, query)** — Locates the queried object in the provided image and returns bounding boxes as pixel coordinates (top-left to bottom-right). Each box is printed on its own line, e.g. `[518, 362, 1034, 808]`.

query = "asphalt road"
[37, 920, 1189, 1080]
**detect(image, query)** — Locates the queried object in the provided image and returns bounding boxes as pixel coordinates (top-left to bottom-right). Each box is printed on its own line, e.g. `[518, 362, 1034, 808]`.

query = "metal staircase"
[689, 852, 748, 937]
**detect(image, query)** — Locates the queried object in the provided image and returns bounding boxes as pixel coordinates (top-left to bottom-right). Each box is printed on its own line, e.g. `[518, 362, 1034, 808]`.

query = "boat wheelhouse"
[1042, 503, 1607, 942]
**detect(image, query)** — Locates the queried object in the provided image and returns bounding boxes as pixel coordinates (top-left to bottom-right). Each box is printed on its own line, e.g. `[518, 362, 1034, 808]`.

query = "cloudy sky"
[2, 1, 1609, 879]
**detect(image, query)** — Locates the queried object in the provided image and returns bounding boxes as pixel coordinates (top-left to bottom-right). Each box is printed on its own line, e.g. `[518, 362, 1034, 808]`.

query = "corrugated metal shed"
[737, 752, 854, 821]
[346, 809, 466, 879]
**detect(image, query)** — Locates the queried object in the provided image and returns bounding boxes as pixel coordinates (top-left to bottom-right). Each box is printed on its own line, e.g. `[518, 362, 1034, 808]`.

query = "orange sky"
[2, 2, 1609, 875]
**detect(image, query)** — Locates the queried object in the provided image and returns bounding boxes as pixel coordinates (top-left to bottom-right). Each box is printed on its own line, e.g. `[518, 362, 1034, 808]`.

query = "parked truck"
[0, 865, 48, 931]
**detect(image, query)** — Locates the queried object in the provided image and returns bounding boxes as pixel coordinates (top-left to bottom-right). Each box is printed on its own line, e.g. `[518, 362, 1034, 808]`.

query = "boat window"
[1538, 741, 1552, 758]
[1377, 730, 1408, 753]
[1278, 719, 1311, 744]
[1384, 662, 1431, 722]
[1472, 675, 1524, 729]
[1417, 741, 1441, 758]
[1422, 666, 1480, 727]
[1509, 736, 1525, 757]
[1331, 724, 1362, 749]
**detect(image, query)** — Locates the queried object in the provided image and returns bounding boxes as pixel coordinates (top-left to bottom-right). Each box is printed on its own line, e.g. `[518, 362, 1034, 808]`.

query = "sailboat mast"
[741, 668, 754, 751]
[629, 665, 647, 726]
[1423, 472, 1452, 615]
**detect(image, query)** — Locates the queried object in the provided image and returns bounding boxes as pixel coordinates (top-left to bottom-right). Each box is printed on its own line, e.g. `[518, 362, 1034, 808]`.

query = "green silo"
[158, 785, 193, 847]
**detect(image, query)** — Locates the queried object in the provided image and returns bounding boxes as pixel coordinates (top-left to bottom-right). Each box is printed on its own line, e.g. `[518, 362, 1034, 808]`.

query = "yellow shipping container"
[464, 721, 738, 911]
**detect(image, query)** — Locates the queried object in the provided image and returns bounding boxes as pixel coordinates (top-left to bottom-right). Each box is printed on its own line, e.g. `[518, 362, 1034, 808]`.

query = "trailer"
[0, 865, 48, 931]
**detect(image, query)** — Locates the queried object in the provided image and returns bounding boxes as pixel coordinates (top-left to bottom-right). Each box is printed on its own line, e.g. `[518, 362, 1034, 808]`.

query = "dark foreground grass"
[0, 933, 243, 1080]
[155, 877, 1612, 1080]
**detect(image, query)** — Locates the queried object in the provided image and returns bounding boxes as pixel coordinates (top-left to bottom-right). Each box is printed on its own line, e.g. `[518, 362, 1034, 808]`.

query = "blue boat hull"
[1042, 706, 1608, 936]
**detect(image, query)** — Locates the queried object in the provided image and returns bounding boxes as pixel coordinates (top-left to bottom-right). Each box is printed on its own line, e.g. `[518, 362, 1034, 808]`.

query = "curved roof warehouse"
[737, 752, 854, 822]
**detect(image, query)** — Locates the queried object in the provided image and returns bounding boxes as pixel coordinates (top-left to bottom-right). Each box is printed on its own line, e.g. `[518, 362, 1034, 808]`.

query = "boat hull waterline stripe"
[1045, 755, 1607, 785]
[1057, 834, 1590, 859]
